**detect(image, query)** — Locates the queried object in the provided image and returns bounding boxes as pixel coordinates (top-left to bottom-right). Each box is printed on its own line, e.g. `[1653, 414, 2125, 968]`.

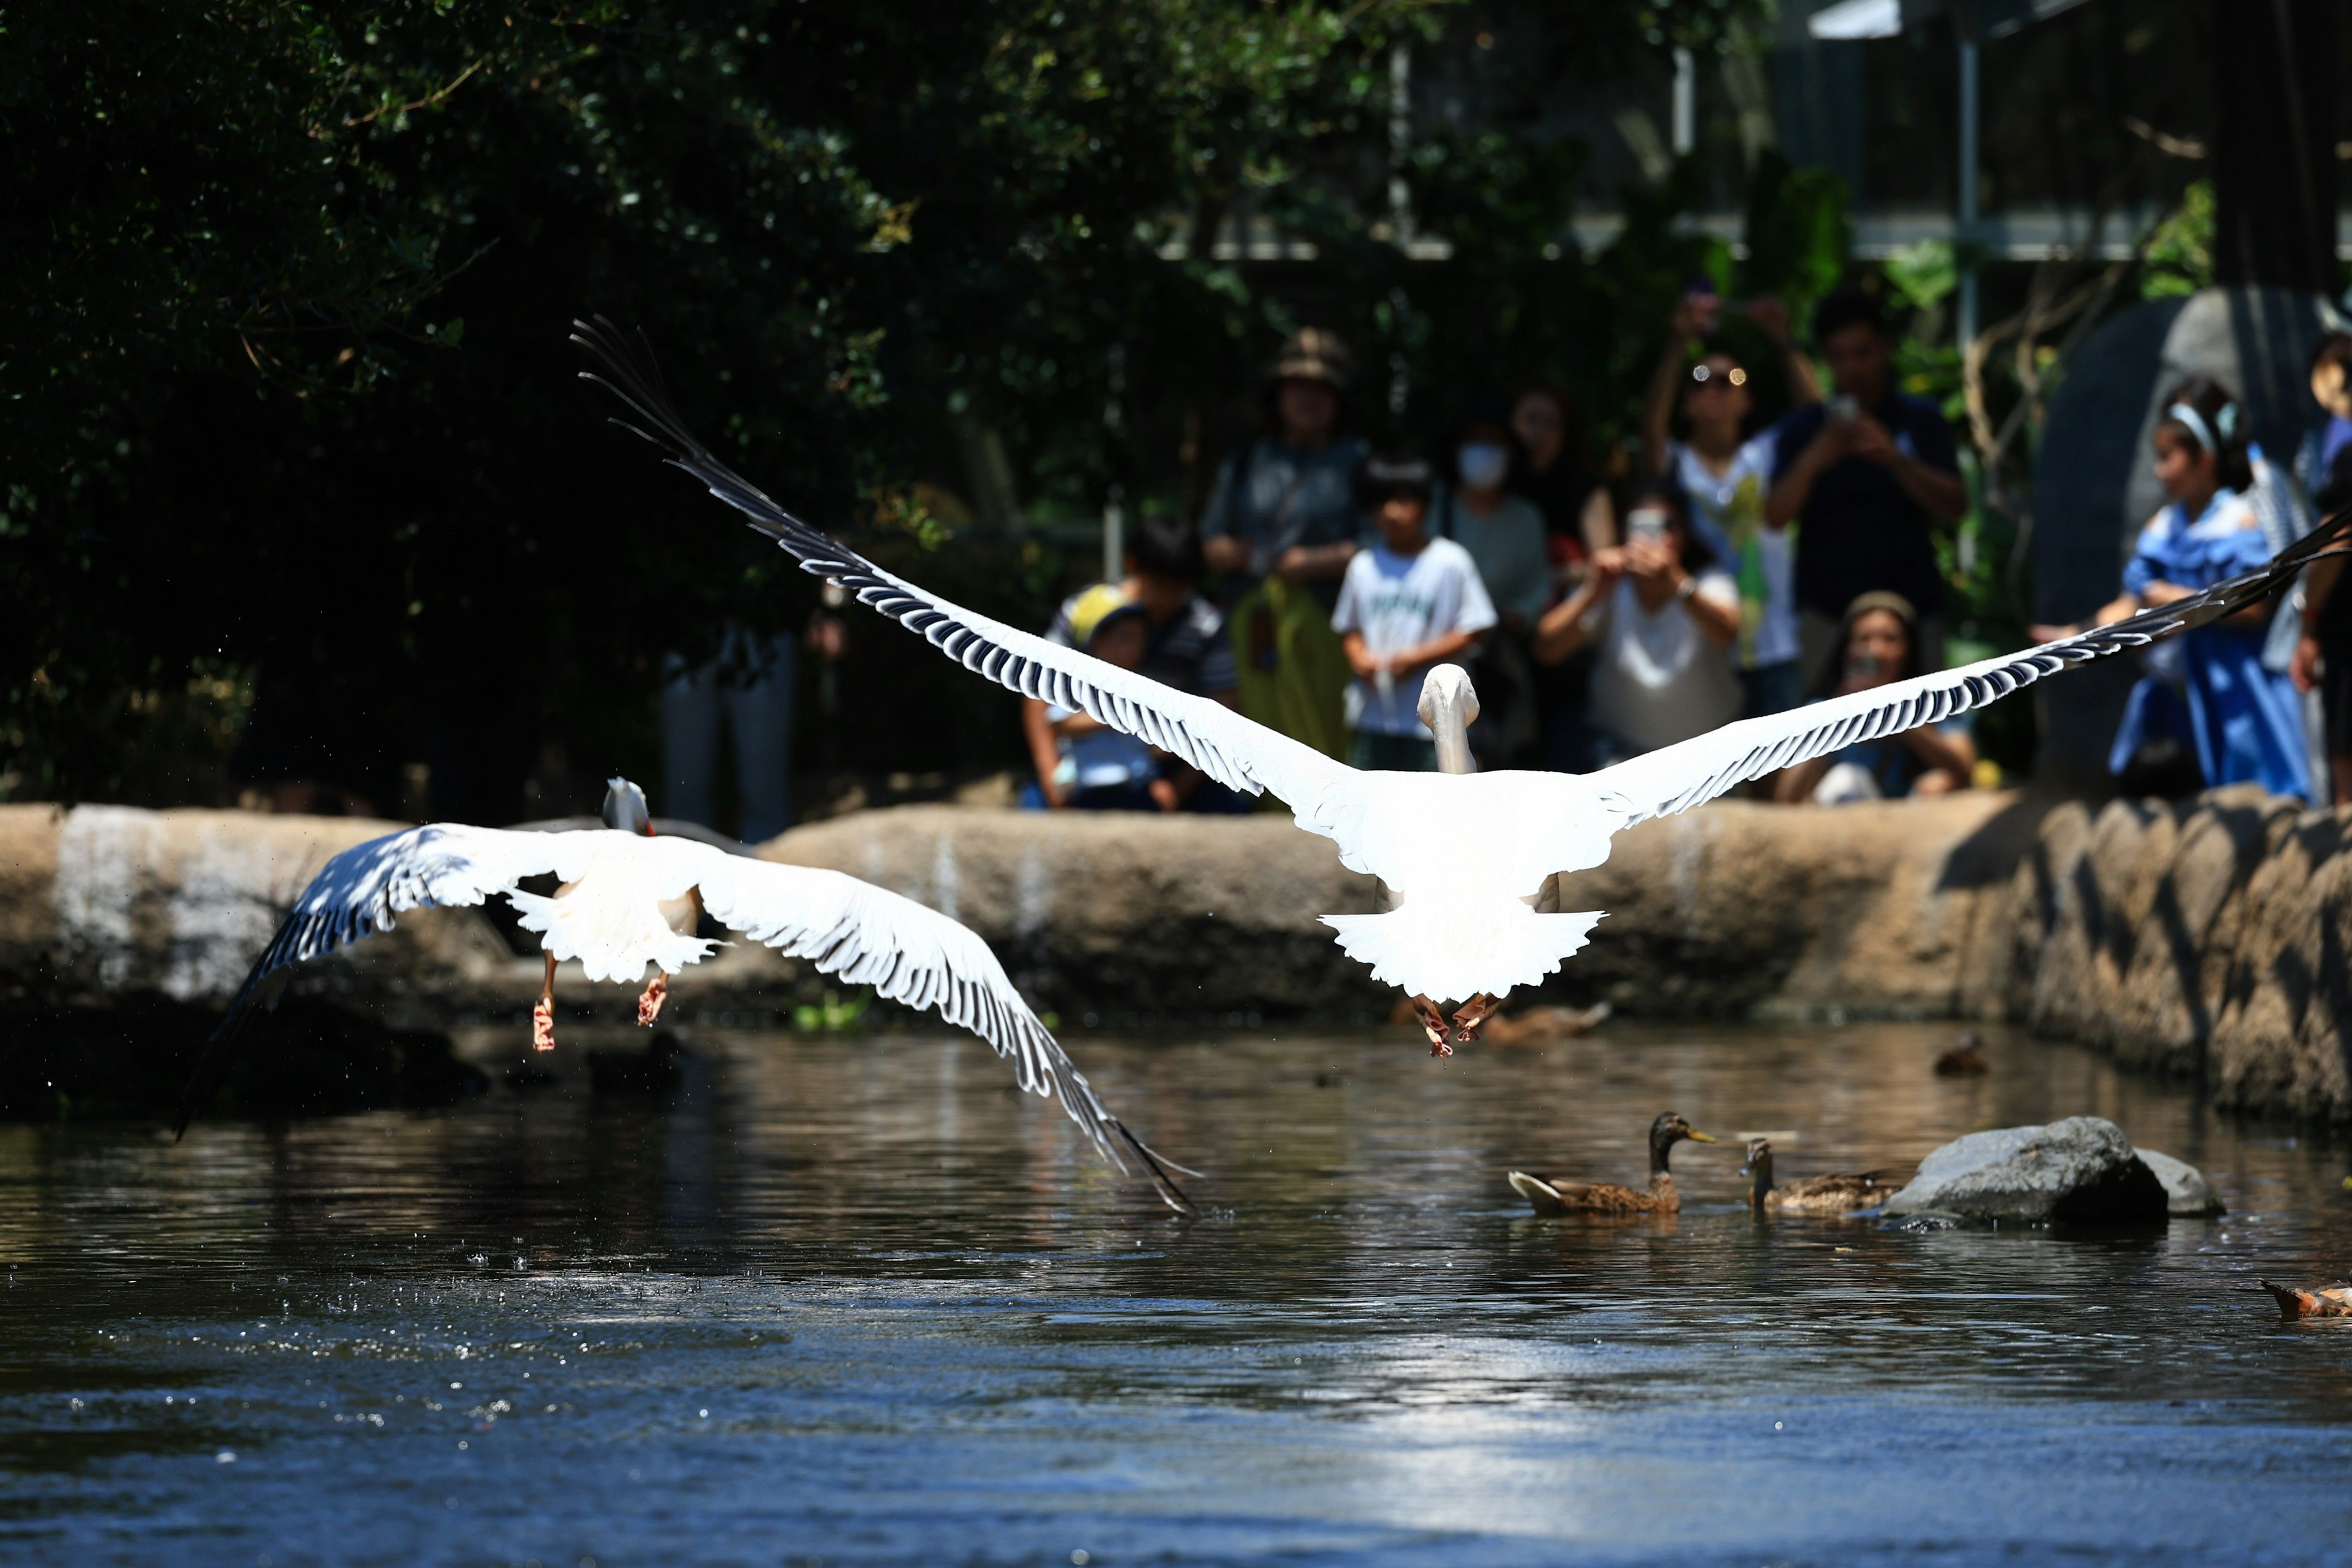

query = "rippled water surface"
[4, 1020, 2350, 1566]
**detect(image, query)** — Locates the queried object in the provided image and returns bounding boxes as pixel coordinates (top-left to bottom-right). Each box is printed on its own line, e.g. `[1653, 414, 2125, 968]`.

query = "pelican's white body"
[1308, 768, 1614, 1003]
[505, 830, 717, 983]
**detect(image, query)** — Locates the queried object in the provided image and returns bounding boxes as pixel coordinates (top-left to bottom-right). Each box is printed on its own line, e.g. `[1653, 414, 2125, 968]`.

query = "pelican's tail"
[1319, 897, 1604, 1006]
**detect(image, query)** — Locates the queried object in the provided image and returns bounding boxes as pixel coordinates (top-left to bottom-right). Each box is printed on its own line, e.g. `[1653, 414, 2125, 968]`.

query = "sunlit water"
[3, 1020, 2350, 1566]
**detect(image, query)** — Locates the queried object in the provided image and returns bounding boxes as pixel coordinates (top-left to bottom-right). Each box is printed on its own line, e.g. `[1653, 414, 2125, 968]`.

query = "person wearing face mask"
[1430, 408, 1550, 764]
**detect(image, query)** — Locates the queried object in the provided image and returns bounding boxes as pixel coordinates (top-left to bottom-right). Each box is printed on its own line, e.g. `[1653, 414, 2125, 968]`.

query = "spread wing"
[696, 856, 1194, 1210]
[171, 825, 563, 1137]
[1586, 510, 2352, 828]
[571, 316, 1353, 833]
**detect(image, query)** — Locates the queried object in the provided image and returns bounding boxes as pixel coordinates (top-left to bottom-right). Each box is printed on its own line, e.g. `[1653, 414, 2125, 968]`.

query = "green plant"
[2141, 179, 2215, 299]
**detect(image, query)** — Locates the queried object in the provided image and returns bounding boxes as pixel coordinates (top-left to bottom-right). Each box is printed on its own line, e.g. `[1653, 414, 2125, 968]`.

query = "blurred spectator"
[1509, 384, 1615, 772]
[1333, 454, 1497, 771]
[1433, 404, 1549, 765]
[2039, 378, 2309, 803]
[1021, 517, 1243, 812]
[1531, 481, 1740, 761]
[662, 626, 794, 843]
[1199, 328, 1365, 760]
[1766, 290, 1967, 686]
[2291, 330, 2352, 804]
[1641, 293, 1817, 718]
[1019, 586, 1173, 811]
[1507, 383, 1617, 566]
[1770, 591, 1973, 804]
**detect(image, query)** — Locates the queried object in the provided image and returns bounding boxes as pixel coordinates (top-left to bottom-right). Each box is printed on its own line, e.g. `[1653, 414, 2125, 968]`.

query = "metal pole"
[1103, 343, 1126, 582]
[1672, 47, 1695, 157]
[1389, 40, 1412, 244]
[1957, 37, 1980, 350]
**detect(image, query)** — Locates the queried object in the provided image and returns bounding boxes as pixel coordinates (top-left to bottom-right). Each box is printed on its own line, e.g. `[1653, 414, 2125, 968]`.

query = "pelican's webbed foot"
[637, 971, 670, 1027]
[1410, 995, 1455, 1058]
[1451, 992, 1502, 1046]
[532, 952, 559, 1052]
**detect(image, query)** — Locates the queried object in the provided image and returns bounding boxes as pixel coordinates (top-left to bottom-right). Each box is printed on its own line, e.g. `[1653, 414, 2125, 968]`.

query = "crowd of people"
[1019, 294, 2352, 815]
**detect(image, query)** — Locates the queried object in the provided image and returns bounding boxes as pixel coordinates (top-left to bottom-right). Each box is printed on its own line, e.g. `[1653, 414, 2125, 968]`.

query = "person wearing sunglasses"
[1640, 288, 1817, 718]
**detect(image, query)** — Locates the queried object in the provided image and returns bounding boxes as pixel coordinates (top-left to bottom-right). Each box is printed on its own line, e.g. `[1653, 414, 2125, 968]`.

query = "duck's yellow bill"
[1686, 1128, 1718, 1143]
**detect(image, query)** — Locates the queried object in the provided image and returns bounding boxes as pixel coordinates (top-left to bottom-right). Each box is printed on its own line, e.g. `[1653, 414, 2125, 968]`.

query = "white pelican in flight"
[174, 778, 1191, 1208]
[576, 317, 2351, 1052]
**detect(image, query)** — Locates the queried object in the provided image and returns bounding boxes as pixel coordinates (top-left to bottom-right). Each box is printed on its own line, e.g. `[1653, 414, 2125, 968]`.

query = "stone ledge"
[3, 786, 2347, 1119]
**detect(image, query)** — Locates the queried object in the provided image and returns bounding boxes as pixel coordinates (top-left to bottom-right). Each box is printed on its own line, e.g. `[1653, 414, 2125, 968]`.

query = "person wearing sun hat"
[1019, 517, 1246, 812]
[1018, 582, 1177, 811]
[1197, 326, 1368, 761]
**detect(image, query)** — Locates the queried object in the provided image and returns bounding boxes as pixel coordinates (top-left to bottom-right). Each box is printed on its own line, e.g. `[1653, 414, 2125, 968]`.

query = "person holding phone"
[1640, 287, 1819, 718]
[1764, 290, 1967, 688]
[1531, 481, 1740, 761]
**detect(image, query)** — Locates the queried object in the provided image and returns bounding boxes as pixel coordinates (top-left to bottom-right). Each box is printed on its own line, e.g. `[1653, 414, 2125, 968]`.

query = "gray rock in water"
[1881, 1116, 2168, 1224]
[2134, 1148, 2225, 1217]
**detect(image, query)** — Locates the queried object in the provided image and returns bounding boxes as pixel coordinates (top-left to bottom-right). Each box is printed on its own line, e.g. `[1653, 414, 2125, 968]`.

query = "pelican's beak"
[1417, 665, 1481, 775]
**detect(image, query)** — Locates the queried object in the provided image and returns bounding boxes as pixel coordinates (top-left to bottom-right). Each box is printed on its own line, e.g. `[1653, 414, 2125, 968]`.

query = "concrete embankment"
[3, 787, 2348, 1120]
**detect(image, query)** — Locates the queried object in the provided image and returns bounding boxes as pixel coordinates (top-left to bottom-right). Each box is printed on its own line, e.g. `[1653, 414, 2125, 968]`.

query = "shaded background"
[6, 0, 2348, 831]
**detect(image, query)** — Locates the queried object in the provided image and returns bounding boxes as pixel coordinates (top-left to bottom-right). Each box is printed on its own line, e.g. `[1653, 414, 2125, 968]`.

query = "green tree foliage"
[2, 0, 1761, 815]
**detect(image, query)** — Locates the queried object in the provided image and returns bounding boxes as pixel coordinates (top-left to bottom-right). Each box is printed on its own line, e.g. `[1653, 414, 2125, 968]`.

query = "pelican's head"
[601, 777, 654, 835]
[1416, 665, 1481, 775]
[1647, 1110, 1716, 1173]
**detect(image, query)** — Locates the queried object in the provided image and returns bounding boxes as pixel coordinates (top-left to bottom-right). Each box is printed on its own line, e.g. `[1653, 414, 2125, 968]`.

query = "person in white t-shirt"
[1639, 292, 1816, 717]
[1332, 454, 1499, 771]
[1530, 482, 1740, 761]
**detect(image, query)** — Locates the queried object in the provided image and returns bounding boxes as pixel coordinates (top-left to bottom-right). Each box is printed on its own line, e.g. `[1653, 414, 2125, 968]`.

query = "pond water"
[2, 1019, 2349, 1567]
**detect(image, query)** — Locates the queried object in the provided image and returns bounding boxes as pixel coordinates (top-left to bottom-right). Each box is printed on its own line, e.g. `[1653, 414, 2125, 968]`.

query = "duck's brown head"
[1648, 1111, 1716, 1172]
[1739, 1137, 1774, 1203]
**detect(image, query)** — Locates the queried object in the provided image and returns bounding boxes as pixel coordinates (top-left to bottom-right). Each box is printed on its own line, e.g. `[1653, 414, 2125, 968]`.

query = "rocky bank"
[2, 785, 2348, 1120]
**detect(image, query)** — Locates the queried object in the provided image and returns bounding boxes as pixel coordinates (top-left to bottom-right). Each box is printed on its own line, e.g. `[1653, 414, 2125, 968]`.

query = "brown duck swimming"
[2258, 1277, 2352, 1319]
[1740, 1137, 1903, 1215]
[1933, 1031, 1990, 1076]
[1509, 1112, 1716, 1215]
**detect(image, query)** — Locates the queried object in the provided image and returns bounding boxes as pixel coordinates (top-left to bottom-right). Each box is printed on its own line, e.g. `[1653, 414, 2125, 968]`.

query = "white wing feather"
[173, 824, 564, 1133]
[695, 856, 1156, 1176]
[573, 317, 1354, 828]
[1586, 526, 2352, 829]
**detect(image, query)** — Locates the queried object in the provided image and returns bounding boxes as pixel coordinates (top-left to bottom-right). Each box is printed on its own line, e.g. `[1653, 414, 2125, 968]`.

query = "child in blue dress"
[2083, 379, 2310, 801]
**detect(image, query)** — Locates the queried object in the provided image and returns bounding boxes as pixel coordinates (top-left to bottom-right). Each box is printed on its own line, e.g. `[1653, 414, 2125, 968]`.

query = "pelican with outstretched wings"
[174, 777, 1192, 1210]
[575, 315, 2350, 1053]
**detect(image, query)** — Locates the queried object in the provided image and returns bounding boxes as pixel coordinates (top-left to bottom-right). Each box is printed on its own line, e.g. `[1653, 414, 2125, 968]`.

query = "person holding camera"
[1530, 481, 1740, 762]
[1765, 290, 1966, 688]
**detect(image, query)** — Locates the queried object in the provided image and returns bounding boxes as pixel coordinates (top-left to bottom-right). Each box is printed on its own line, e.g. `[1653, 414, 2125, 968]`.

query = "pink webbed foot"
[637, 971, 670, 1028]
[532, 997, 556, 1053]
[1410, 995, 1455, 1058]
[1451, 993, 1502, 1046]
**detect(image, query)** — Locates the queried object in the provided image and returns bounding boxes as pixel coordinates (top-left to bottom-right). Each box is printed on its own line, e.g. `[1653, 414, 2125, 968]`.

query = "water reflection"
[2, 1021, 2349, 1564]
